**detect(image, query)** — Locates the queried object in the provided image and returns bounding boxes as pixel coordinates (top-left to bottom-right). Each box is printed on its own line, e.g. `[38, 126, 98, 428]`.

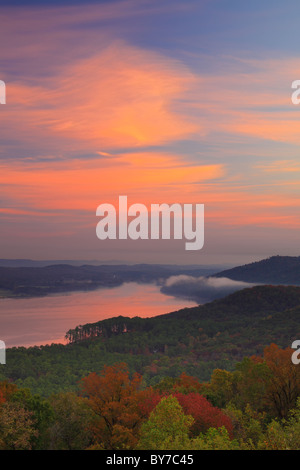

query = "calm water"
[0, 283, 196, 348]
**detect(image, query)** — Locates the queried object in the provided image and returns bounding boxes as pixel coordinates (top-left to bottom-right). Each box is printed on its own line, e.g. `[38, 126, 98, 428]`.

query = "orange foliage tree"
[172, 373, 203, 394]
[0, 382, 18, 406]
[81, 362, 157, 449]
[263, 343, 300, 418]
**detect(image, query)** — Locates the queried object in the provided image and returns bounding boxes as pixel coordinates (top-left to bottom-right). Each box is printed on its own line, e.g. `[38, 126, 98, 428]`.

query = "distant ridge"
[0, 259, 124, 267]
[0, 259, 230, 269]
[0, 263, 224, 298]
[213, 255, 300, 284]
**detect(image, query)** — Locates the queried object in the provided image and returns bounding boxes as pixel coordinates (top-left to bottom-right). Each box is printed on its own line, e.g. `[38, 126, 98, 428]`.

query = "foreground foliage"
[0, 343, 299, 450]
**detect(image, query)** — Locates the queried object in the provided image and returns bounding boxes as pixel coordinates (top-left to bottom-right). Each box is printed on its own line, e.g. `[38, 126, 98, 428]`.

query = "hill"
[213, 255, 300, 284]
[1, 285, 299, 396]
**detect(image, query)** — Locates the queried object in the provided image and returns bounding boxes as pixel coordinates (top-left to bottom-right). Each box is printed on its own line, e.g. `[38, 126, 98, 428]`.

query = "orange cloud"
[0, 153, 224, 212]
[3, 42, 199, 151]
[2, 152, 300, 231]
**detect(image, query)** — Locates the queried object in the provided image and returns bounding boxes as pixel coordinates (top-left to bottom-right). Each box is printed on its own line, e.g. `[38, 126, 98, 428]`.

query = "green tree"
[205, 368, 235, 407]
[188, 427, 241, 450]
[48, 392, 94, 450]
[224, 404, 265, 448]
[258, 397, 300, 450]
[9, 388, 54, 450]
[234, 357, 270, 412]
[137, 395, 193, 450]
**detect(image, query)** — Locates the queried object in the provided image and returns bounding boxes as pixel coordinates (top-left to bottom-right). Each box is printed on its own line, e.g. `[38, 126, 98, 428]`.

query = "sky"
[1, 0, 300, 265]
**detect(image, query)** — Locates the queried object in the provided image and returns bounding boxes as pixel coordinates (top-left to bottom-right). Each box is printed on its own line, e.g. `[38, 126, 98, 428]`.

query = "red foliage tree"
[137, 388, 233, 439]
[173, 392, 233, 437]
[172, 373, 203, 394]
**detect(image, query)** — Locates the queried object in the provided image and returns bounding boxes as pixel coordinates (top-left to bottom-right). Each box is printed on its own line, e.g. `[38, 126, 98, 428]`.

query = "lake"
[0, 282, 196, 348]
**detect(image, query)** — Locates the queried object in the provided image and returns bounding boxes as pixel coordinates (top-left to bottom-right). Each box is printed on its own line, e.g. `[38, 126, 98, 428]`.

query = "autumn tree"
[81, 362, 156, 449]
[263, 343, 300, 418]
[173, 392, 233, 437]
[0, 381, 18, 406]
[0, 402, 38, 450]
[171, 373, 203, 394]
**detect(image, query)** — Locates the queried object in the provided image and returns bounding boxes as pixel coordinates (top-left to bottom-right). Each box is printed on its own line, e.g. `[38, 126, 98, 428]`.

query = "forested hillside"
[214, 255, 300, 284]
